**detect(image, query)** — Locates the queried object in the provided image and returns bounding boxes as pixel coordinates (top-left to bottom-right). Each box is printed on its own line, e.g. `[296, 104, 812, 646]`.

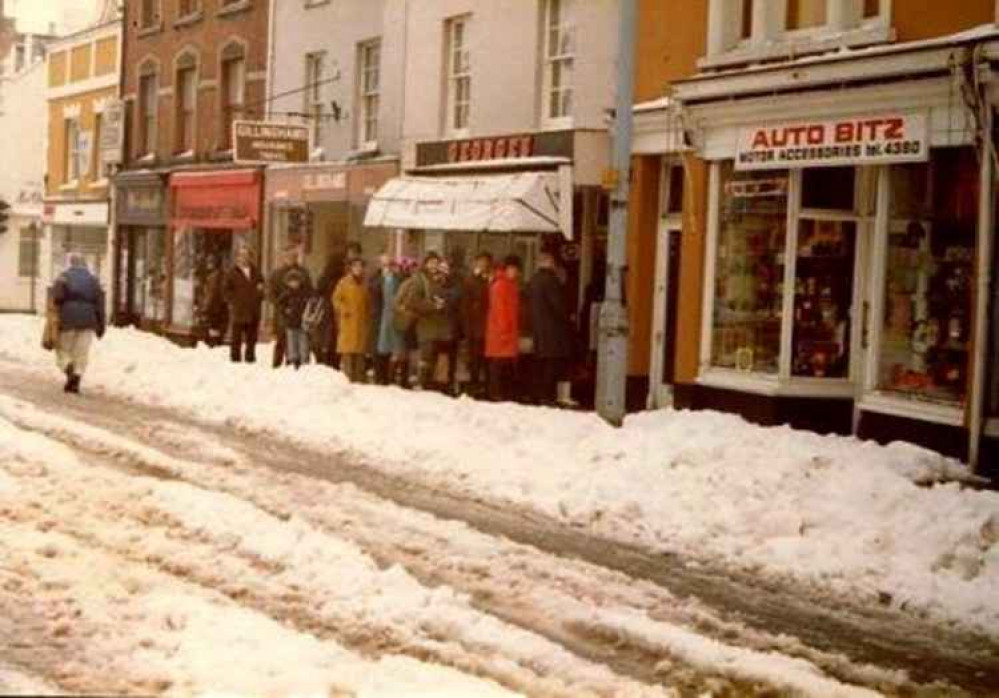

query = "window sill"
[699, 23, 894, 71]
[173, 11, 204, 29]
[137, 22, 164, 39]
[209, 149, 235, 163]
[216, 0, 251, 19]
[90, 178, 110, 188]
[136, 153, 158, 165]
[541, 116, 574, 132]
[304, 0, 331, 7]
[59, 181, 80, 191]
[697, 367, 856, 399]
[170, 151, 197, 165]
[858, 393, 964, 428]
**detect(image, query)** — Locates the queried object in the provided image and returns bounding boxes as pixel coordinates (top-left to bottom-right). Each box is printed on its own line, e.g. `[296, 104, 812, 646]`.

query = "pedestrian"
[462, 252, 492, 396]
[267, 247, 299, 368]
[438, 259, 464, 395]
[51, 254, 105, 394]
[332, 257, 371, 383]
[197, 255, 228, 348]
[369, 255, 406, 385]
[485, 255, 521, 402]
[275, 254, 314, 369]
[528, 249, 573, 405]
[394, 252, 449, 391]
[316, 247, 347, 367]
[223, 245, 264, 363]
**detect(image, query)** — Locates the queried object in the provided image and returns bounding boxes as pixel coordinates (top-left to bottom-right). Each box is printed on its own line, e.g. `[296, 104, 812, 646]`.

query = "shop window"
[17, 227, 40, 278]
[801, 166, 855, 211]
[132, 230, 166, 322]
[172, 229, 255, 330]
[791, 219, 856, 378]
[543, 0, 574, 122]
[444, 17, 471, 135]
[357, 39, 381, 147]
[711, 165, 789, 374]
[878, 150, 976, 405]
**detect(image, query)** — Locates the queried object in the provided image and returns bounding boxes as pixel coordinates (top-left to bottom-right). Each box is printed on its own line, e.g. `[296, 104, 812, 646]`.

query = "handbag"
[41, 301, 60, 352]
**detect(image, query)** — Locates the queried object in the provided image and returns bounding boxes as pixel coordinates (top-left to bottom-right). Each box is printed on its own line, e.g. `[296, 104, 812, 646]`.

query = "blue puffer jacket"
[53, 267, 106, 334]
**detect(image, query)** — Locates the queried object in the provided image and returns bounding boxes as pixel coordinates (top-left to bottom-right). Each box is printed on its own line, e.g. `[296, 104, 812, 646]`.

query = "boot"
[63, 364, 75, 393]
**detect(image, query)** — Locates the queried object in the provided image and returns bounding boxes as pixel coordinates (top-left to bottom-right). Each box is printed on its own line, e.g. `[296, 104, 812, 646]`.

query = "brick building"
[113, 0, 270, 341]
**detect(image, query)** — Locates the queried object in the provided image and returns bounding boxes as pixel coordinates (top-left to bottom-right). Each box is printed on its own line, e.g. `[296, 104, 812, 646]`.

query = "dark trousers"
[418, 341, 444, 389]
[272, 325, 286, 368]
[466, 338, 487, 391]
[230, 321, 258, 363]
[533, 356, 563, 405]
[488, 358, 517, 402]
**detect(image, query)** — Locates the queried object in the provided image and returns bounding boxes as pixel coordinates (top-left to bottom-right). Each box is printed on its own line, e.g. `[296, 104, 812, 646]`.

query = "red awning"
[170, 169, 261, 230]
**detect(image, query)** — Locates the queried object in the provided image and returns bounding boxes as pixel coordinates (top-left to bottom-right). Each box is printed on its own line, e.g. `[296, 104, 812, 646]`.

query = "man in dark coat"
[528, 249, 572, 405]
[462, 252, 492, 395]
[52, 254, 105, 394]
[267, 247, 299, 368]
[223, 246, 265, 363]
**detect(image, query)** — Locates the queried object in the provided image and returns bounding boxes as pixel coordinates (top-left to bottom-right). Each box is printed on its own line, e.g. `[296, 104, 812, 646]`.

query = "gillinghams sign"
[233, 121, 310, 165]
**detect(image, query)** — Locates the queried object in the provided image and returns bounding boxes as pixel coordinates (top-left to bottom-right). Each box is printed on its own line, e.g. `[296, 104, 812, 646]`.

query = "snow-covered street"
[1, 315, 998, 696]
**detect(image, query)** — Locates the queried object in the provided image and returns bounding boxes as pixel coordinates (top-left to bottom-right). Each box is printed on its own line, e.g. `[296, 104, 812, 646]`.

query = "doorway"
[648, 159, 684, 409]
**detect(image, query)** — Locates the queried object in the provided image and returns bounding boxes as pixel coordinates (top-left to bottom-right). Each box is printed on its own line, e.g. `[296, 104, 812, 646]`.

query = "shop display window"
[878, 149, 976, 405]
[171, 228, 255, 330]
[791, 219, 856, 378]
[711, 165, 789, 374]
[133, 230, 166, 322]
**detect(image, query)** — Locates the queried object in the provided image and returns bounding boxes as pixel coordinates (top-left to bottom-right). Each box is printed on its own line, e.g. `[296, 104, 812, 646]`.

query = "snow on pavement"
[1, 315, 997, 639]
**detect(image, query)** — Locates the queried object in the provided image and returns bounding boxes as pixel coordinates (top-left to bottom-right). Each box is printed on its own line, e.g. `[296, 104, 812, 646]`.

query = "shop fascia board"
[858, 393, 965, 428]
[675, 44, 973, 106]
[632, 109, 688, 156]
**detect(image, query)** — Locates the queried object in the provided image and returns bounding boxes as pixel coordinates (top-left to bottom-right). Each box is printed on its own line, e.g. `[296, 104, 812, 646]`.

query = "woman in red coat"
[485, 255, 522, 402]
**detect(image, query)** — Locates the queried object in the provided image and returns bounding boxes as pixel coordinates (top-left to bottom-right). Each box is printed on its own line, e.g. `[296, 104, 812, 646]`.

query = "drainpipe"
[265, 0, 277, 120]
[969, 102, 995, 473]
[596, 0, 636, 426]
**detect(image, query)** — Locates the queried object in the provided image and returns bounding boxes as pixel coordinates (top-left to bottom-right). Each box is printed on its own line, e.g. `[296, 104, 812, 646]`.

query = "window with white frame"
[706, 0, 889, 65]
[544, 0, 575, 122]
[304, 51, 325, 146]
[220, 43, 245, 149]
[445, 16, 471, 134]
[175, 60, 197, 153]
[358, 39, 381, 146]
[138, 70, 158, 156]
[18, 227, 40, 278]
[65, 117, 81, 183]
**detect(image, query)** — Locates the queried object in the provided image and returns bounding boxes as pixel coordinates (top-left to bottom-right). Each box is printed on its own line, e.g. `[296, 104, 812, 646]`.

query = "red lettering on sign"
[495, 139, 507, 158]
[520, 135, 533, 156]
[834, 122, 854, 144]
[508, 138, 520, 157]
[751, 130, 769, 149]
[884, 117, 904, 140]
[459, 141, 472, 161]
[470, 140, 483, 160]
[447, 142, 459, 162]
[806, 125, 825, 145]
[482, 139, 494, 159]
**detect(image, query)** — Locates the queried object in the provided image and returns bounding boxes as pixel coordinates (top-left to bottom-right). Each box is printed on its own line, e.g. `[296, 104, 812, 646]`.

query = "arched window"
[174, 50, 199, 154]
[137, 59, 159, 156]
[219, 40, 247, 150]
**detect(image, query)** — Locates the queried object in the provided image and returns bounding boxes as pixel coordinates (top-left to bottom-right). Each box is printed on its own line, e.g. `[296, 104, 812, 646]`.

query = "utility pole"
[596, 0, 636, 426]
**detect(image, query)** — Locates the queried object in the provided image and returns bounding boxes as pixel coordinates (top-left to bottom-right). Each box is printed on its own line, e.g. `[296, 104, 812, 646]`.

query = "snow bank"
[1, 315, 997, 636]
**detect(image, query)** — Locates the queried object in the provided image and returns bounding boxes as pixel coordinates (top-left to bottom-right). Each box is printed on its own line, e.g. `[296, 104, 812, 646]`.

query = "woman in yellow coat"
[332, 257, 371, 382]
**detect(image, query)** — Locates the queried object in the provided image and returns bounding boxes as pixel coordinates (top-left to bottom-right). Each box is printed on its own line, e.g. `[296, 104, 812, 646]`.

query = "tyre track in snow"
[1, 367, 997, 694]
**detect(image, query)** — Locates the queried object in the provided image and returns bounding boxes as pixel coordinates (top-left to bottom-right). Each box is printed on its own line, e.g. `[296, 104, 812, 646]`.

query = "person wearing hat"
[51, 254, 106, 394]
[332, 256, 371, 382]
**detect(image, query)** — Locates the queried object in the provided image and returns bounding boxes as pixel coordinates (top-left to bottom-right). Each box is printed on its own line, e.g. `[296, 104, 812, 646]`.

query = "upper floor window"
[138, 70, 158, 156]
[445, 16, 471, 134]
[178, 0, 200, 18]
[65, 118, 81, 183]
[220, 47, 245, 150]
[304, 51, 326, 146]
[707, 0, 889, 67]
[175, 62, 197, 153]
[544, 0, 575, 123]
[139, 0, 159, 29]
[92, 112, 104, 181]
[358, 40, 381, 146]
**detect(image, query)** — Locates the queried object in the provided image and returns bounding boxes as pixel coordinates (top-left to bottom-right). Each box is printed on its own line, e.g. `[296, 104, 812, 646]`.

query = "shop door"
[648, 160, 685, 408]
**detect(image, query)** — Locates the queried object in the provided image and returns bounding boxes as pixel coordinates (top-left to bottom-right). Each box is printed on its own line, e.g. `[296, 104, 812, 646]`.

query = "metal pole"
[596, 0, 637, 426]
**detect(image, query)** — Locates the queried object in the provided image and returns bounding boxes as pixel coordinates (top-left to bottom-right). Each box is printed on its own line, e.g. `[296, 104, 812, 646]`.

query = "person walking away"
[528, 249, 573, 405]
[223, 246, 264, 363]
[268, 247, 299, 368]
[485, 255, 521, 402]
[275, 259, 314, 369]
[394, 252, 449, 390]
[332, 257, 371, 382]
[52, 254, 105, 394]
[370, 256, 406, 384]
[462, 252, 492, 396]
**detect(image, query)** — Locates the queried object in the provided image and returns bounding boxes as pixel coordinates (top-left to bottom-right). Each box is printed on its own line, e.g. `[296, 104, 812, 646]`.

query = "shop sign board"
[416, 130, 574, 168]
[735, 113, 929, 171]
[233, 121, 310, 165]
[100, 100, 125, 165]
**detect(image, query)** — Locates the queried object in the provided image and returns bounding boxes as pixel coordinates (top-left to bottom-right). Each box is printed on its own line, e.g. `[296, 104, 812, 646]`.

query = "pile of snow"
[1, 315, 997, 636]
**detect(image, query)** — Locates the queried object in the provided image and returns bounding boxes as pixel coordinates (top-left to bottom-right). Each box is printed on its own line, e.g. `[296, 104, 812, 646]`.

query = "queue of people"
[196, 243, 575, 406]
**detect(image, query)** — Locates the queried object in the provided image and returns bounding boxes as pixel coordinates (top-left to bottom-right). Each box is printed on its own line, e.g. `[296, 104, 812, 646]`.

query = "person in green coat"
[394, 252, 449, 390]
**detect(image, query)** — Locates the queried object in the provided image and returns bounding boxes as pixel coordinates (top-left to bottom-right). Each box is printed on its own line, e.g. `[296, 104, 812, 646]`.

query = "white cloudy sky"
[6, 0, 98, 35]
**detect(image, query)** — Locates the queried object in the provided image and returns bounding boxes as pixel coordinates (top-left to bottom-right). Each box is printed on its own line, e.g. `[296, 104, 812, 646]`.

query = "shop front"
[42, 199, 111, 303]
[675, 41, 995, 464]
[166, 168, 263, 343]
[113, 171, 169, 329]
[264, 160, 398, 282]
